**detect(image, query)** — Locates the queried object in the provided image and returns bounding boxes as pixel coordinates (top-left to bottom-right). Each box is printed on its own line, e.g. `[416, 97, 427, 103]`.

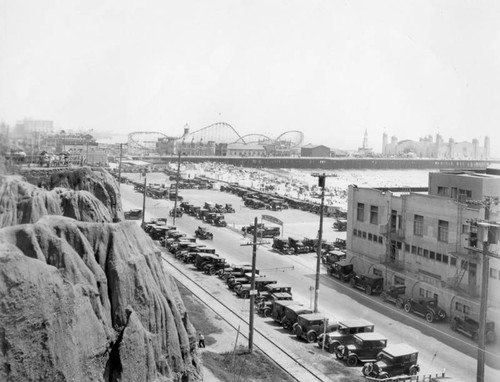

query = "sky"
[1, 0, 499, 155]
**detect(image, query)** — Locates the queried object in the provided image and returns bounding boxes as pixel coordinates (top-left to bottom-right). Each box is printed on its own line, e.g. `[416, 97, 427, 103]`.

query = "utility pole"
[311, 173, 337, 313]
[475, 196, 499, 382]
[141, 176, 147, 228]
[173, 152, 181, 226]
[118, 143, 123, 183]
[240, 217, 270, 353]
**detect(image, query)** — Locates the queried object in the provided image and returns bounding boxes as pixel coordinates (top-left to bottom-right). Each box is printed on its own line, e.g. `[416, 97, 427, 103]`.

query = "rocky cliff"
[0, 168, 123, 228]
[0, 170, 202, 382]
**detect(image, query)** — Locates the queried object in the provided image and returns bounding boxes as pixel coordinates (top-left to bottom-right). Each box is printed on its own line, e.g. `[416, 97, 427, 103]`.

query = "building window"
[438, 220, 449, 242]
[429, 251, 435, 260]
[450, 257, 457, 266]
[378, 236, 383, 244]
[411, 245, 417, 254]
[370, 206, 378, 224]
[436, 253, 442, 262]
[464, 305, 471, 315]
[362, 231, 367, 239]
[357, 203, 365, 222]
[414, 215, 424, 236]
[423, 249, 429, 257]
[405, 243, 410, 252]
[490, 268, 497, 279]
[373, 235, 378, 242]
[461, 260, 468, 270]
[397, 241, 402, 249]
[419, 288, 425, 297]
[442, 254, 449, 264]
[368, 233, 373, 241]
[353, 229, 357, 236]
[417, 247, 423, 256]
[437, 186, 449, 196]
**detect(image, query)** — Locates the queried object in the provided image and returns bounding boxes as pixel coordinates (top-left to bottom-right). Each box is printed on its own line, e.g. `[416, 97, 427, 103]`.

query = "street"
[120, 177, 500, 381]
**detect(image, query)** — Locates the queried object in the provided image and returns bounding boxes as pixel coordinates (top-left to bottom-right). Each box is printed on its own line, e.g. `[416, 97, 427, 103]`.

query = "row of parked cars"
[142, 219, 426, 381]
[323, 254, 497, 343]
[177, 201, 230, 227]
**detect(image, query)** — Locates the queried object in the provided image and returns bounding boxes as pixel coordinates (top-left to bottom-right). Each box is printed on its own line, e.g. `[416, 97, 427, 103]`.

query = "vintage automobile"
[272, 238, 294, 255]
[288, 237, 311, 254]
[194, 253, 220, 271]
[362, 343, 420, 378]
[326, 259, 353, 282]
[194, 226, 213, 240]
[321, 249, 346, 265]
[317, 318, 375, 353]
[257, 293, 293, 317]
[270, 300, 300, 324]
[293, 313, 338, 343]
[380, 285, 407, 309]
[451, 316, 496, 343]
[256, 284, 292, 302]
[213, 214, 227, 227]
[333, 218, 347, 231]
[169, 207, 183, 217]
[350, 273, 384, 295]
[217, 264, 252, 280]
[235, 277, 278, 298]
[224, 203, 235, 213]
[280, 305, 313, 331]
[124, 209, 142, 220]
[334, 238, 347, 250]
[203, 257, 230, 275]
[403, 298, 447, 323]
[335, 332, 388, 366]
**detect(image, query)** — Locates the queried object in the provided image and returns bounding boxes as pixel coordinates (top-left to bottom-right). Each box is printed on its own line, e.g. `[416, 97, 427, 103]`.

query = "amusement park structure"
[127, 122, 305, 156]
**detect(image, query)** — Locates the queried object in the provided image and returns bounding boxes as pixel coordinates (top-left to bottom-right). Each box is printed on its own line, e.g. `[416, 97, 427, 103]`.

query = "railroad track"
[160, 250, 333, 382]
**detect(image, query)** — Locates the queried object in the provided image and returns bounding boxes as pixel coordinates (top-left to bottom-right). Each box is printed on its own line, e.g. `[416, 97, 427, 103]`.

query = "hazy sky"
[1, 0, 499, 154]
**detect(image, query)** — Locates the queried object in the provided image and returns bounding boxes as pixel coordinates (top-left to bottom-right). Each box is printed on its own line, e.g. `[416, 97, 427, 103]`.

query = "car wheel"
[395, 299, 403, 309]
[241, 291, 249, 299]
[264, 309, 272, 318]
[328, 341, 340, 354]
[335, 347, 344, 360]
[294, 325, 303, 338]
[409, 365, 419, 375]
[379, 372, 389, 379]
[362, 364, 373, 376]
[209, 268, 215, 275]
[346, 355, 358, 367]
[306, 331, 317, 343]
[366, 286, 372, 295]
[425, 311, 435, 323]
[404, 302, 412, 313]
[282, 320, 290, 331]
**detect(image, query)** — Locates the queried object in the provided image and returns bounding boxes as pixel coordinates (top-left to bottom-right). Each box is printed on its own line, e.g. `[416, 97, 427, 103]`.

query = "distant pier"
[138, 156, 494, 170]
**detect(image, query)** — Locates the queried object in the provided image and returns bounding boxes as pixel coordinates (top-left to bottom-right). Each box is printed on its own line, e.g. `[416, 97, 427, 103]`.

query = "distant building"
[300, 144, 330, 157]
[347, 168, 500, 323]
[382, 133, 490, 159]
[227, 142, 266, 157]
[357, 129, 374, 156]
[15, 119, 53, 136]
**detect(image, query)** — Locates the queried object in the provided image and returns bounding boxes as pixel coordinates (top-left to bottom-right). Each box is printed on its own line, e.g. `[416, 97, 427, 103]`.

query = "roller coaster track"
[160, 251, 329, 382]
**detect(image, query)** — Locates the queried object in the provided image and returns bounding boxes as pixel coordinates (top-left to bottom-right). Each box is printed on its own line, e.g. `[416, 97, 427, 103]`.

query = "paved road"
[121, 179, 500, 382]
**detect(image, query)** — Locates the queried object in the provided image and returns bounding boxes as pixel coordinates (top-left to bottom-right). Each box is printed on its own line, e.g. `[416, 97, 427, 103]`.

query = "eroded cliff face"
[0, 168, 122, 228]
[0, 216, 201, 382]
[0, 170, 202, 382]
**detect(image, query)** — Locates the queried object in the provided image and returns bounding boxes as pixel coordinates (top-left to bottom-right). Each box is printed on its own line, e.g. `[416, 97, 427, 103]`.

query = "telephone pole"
[118, 143, 123, 184]
[473, 196, 499, 382]
[173, 152, 181, 226]
[141, 175, 147, 228]
[311, 173, 337, 313]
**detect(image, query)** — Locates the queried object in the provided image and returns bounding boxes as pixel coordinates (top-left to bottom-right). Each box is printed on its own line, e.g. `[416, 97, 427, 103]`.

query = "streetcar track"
[160, 251, 329, 382]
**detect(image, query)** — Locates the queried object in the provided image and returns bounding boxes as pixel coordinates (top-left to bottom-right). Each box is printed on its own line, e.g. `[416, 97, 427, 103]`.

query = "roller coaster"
[127, 122, 305, 152]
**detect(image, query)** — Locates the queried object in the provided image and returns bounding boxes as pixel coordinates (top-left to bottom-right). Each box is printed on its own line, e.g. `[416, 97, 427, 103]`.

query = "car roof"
[339, 319, 374, 328]
[335, 259, 353, 266]
[355, 332, 387, 341]
[299, 313, 329, 321]
[266, 284, 290, 289]
[382, 344, 418, 357]
[272, 292, 293, 298]
[286, 304, 309, 313]
[328, 250, 346, 256]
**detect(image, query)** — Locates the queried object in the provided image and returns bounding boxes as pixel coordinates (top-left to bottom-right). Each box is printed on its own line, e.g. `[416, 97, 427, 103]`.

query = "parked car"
[350, 274, 384, 295]
[317, 319, 375, 354]
[333, 218, 347, 231]
[334, 238, 347, 250]
[327, 259, 354, 282]
[270, 300, 300, 324]
[451, 316, 496, 343]
[281, 305, 313, 331]
[362, 344, 419, 379]
[403, 298, 447, 323]
[293, 313, 338, 343]
[169, 207, 183, 217]
[257, 293, 293, 317]
[335, 332, 388, 366]
[272, 238, 294, 255]
[322, 249, 346, 265]
[124, 209, 142, 220]
[235, 277, 278, 298]
[380, 285, 407, 309]
[256, 284, 292, 304]
[203, 257, 229, 275]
